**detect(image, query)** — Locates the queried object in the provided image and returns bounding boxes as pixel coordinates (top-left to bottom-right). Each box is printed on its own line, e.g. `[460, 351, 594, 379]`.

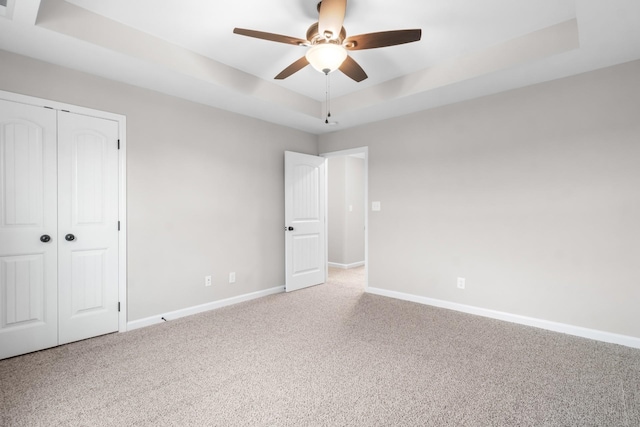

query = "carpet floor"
[1, 267, 639, 426]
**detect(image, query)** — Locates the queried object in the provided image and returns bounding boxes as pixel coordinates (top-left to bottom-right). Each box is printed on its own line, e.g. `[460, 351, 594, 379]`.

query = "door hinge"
[118, 302, 121, 312]
[117, 139, 120, 150]
[118, 221, 121, 231]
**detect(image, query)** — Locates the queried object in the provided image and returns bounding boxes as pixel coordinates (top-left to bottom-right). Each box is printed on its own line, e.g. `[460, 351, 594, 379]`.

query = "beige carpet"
[1, 266, 639, 426]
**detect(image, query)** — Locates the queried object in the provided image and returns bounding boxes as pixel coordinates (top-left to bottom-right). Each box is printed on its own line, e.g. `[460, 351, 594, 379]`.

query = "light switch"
[372, 201, 381, 211]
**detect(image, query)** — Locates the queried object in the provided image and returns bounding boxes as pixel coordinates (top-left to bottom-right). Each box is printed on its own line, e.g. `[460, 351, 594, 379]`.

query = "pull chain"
[325, 72, 331, 124]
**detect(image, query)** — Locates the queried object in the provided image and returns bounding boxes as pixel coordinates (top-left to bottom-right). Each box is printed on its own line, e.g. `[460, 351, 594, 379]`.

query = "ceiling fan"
[233, 0, 422, 82]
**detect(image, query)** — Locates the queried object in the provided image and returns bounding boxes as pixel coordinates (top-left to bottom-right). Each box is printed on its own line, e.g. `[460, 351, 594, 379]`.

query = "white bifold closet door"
[0, 99, 119, 359]
[57, 111, 119, 345]
[0, 100, 58, 358]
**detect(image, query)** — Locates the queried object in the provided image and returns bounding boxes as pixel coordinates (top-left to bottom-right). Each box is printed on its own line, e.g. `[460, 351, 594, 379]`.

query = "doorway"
[321, 147, 368, 290]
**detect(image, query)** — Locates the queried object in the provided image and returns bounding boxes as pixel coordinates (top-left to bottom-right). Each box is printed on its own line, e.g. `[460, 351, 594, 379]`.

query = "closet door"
[57, 112, 119, 345]
[0, 100, 58, 360]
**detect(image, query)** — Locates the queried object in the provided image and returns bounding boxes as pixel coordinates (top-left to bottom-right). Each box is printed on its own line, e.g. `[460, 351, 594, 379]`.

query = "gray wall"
[319, 60, 640, 339]
[344, 156, 365, 264]
[327, 157, 346, 264]
[0, 50, 318, 321]
[327, 156, 365, 266]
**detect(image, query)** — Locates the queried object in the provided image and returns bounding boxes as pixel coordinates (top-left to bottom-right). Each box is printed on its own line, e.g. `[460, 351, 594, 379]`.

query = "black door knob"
[287, 227, 294, 231]
[40, 234, 51, 243]
[65, 234, 76, 242]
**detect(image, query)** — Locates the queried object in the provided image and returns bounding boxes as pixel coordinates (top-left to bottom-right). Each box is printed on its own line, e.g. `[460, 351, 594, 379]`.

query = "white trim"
[324, 156, 329, 285]
[117, 117, 127, 332]
[9, 0, 41, 25]
[0, 0, 13, 18]
[0, 90, 125, 122]
[127, 286, 285, 331]
[367, 287, 640, 349]
[328, 261, 365, 269]
[320, 147, 369, 290]
[0, 89, 128, 333]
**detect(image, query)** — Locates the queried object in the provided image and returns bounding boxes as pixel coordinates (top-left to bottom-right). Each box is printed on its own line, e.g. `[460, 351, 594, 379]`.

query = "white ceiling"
[1, 0, 639, 134]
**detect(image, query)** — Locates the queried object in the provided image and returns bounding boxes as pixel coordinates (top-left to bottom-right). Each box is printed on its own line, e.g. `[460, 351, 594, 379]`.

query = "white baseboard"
[127, 285, 284, 331]
[328, 261, 365, 270]
[366, 287, 640, 349]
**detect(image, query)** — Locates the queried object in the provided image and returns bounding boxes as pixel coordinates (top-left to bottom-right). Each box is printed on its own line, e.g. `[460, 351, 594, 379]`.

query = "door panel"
[1, 255, 45, 325]
[2, 121, 44, 226]
[58, 112, 119, 345]
[285, 151, 326, 292]
[0, 99, 58, 359]
[292, 163, 320, 220]
[292, 234, 321, 274]
[71, 249, 107, 315]
[73, 132, 106, 225]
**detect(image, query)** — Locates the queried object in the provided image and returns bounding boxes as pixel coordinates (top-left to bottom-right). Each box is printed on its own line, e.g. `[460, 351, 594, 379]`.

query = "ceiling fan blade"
[339, 55, 367, 82]
[275, 57, 310, 79]
[318, 0, 347, 41]
[233, 28, 308, 46]
[344, 29, 422, 50]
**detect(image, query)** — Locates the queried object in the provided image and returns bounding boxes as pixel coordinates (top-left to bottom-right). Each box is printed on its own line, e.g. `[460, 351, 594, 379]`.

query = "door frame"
[320, 146, 369, 290]
[0, 89, 128, 332]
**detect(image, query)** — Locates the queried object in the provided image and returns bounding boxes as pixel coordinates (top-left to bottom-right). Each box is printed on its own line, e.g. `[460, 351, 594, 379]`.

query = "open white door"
[285, 151, 326, 292]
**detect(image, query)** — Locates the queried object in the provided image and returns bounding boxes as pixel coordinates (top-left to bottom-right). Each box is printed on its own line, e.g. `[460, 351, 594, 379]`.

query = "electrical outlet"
[229, 272, 236, 284]
[457, 277, 466, 289]
[205, 275, 212, 287]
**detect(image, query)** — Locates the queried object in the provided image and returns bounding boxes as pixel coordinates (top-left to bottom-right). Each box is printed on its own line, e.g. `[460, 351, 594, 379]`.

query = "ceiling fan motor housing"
[306, 22, 347, 46]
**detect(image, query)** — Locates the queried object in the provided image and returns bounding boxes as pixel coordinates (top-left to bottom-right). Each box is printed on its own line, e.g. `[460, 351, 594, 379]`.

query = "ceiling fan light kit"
[305, 43, 348, 74]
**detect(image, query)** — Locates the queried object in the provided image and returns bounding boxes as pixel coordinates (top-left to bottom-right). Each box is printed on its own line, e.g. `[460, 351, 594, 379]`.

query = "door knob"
[65, 234, 76, 241]
[40, 234, 51, 243]
[286, 226, 294, 231]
